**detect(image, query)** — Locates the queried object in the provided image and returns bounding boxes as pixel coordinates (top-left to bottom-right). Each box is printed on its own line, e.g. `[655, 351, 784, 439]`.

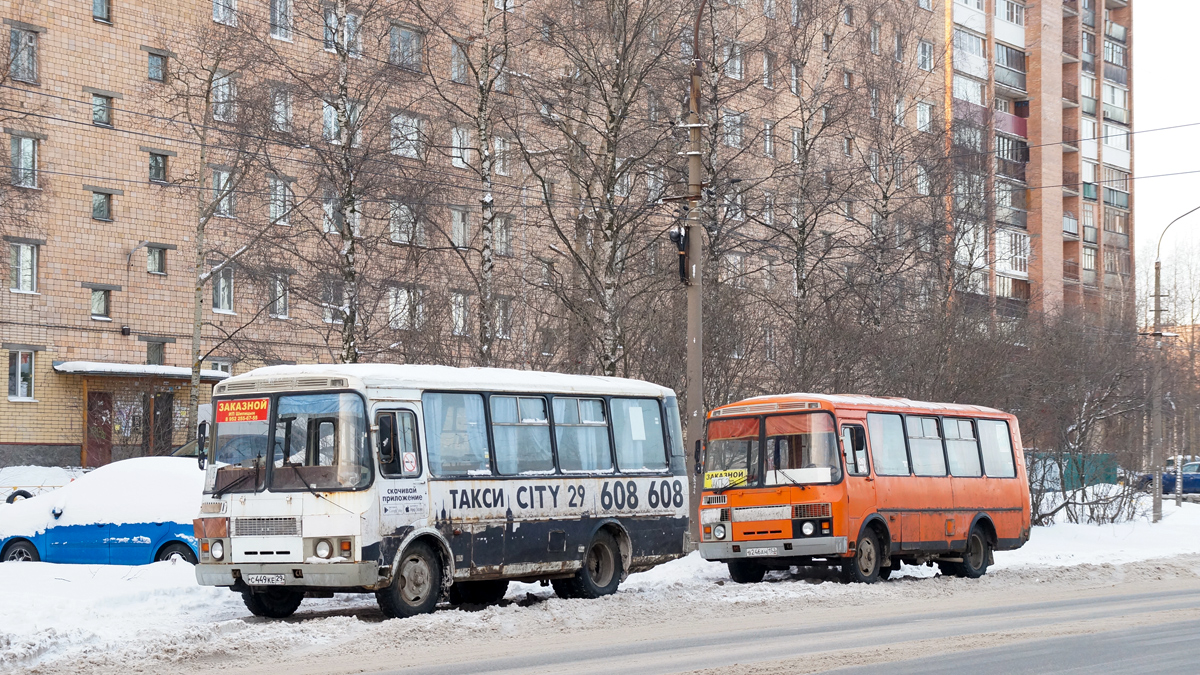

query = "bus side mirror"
[197, 421, 209, 471]
[378, 414, 395, 465]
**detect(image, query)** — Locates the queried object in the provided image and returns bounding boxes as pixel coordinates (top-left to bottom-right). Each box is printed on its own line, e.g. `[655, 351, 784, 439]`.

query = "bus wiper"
[283, 463, 356, 516]
[713, 475, 749, 494]
[214, 471, 252, 498]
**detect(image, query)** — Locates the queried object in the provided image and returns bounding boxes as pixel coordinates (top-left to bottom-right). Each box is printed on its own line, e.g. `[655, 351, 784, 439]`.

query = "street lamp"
[1149, 204, 1200, 521]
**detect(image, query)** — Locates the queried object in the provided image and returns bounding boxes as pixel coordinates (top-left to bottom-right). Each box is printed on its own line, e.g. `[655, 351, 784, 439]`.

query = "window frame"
[11, 135, 36, 188]
[90, 288, 111, 319]
[147, 246, 167, 275]
[9, 242, 36, 292]
[212, 266, 235, 313]
[7, 349, 35, 400]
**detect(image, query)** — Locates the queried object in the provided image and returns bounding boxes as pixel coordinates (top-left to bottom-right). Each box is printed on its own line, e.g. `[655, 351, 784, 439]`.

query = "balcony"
[1082, 95, 1097, 116]
[1083, 182, 1098, 201]
[1105, 21, 1127, 42]
[1063, 34, 1080, 61]
[1063, 0, 1079, 15]
[1105, 0, 1127, 10]
[1063, 212, 1079, 236]
[1063, 170, 1081, 193]
[996, 110, 1028, 138]
[1083, 225, 1098, 243]
[1063, 126, 1079, 152]
[996, 158, 1027, 181]
[1064, 260, 1080, 282]
[1103, 103, 1130, 124]
[1063, 82, 1079, 105]
[1104, 187, 1130, 208]
[1083, 7, 1096, 27]
[1083, 268, 1097, 286]
[1104, 63, 1129, 85]
[1104, 208, 1129, 236]
[998, 207, 1028, 229]
[995, 65, 1027, 93]
[1082, 53, 1095, 74]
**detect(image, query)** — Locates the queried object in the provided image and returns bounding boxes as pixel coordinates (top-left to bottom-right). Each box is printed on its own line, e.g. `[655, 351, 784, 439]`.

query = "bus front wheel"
[242, 589, 303, 619]
[841, 531, 882, 583]
[552, 531, 623, 599]
[377, 541, 443, 619]
[727, 559, 766, 584]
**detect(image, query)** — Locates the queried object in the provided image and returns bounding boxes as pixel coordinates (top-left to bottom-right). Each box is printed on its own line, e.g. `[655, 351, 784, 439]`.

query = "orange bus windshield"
[704, 418, 760, 489]
[764, 413, 841, 485]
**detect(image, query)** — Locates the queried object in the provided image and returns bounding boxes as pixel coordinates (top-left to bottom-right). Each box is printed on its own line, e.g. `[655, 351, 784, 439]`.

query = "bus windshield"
[704, 417, 760, 489]
[764, 413, 841, 484]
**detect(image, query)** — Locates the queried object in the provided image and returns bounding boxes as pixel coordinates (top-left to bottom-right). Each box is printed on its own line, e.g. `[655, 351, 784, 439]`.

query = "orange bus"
[698, 394, 1030, 583]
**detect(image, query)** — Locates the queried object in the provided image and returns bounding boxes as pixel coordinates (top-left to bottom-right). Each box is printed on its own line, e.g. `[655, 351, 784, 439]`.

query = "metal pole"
[684, 3, 705, 544]
[1152, 259, 1163, 522]
[1176, 453, 1183, 507]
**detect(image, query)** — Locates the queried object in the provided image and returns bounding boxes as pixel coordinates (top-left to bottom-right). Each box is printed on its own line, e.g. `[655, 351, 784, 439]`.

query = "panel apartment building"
[0, 0, 1134, 468]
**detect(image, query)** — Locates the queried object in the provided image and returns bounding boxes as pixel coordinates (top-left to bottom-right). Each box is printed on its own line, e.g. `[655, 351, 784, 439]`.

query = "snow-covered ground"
[3, 500, 1200, 674]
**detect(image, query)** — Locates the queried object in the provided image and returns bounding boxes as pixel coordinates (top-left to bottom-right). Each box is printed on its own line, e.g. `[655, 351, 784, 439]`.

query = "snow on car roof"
[225, 363, 676, 398]
[0, 457, 204, 540]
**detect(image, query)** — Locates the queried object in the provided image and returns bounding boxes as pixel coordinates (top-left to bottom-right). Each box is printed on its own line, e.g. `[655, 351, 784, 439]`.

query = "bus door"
[375, 409, 429, 535]
[840, 423, 874, 544]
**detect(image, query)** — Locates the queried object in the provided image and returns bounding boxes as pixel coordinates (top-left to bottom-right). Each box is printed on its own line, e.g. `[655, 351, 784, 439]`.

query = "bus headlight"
[315, 539, 333, 559]
[211, 540, 224, 561]
[713, 524, 727, 540]
[801, 521, 815, 536]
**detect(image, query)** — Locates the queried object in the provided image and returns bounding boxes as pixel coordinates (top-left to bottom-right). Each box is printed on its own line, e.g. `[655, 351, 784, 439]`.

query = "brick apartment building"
[0, 0, 1134, 467]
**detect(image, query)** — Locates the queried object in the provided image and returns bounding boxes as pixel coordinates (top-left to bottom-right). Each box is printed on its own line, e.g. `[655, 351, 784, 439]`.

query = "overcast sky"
[1132, 3, 1200, 267]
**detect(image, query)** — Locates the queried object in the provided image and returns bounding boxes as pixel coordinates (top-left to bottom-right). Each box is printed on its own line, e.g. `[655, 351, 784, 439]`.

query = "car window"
[1185, 463, 1200, 473]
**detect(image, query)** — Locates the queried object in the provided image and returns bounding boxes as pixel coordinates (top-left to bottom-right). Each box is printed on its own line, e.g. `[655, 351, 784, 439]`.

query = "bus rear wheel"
[957, 528, 991, 578]
[449, 579, 509, 606]
[841, 530, 882, 583]
[727, 559, 766, 584]
[377, 541, 443, 619]
[552, 531, 623, 599]
[242, 589, 304, 619]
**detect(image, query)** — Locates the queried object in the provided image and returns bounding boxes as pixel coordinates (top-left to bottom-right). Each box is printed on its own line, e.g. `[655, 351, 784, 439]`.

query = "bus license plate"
[746, 547, 778, 557]
[245, 574, 286, 585]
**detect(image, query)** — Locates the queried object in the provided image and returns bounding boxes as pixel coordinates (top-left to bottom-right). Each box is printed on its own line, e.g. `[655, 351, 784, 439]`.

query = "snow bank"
[0, 458, 204, 539]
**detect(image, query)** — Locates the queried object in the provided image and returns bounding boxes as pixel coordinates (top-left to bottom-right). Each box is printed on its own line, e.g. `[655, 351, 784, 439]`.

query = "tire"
[376, 541, 442, 619]
[448, 579, 509, 606]
[957, 528, 991, 579]
[155, 542, 198, 564]
[242, 588, 304, 619]
[5, 489, 32, 504]
[841, 530, 882, 583]
[879, 557, 899, 581]
[2, 539, 39, 562]
[551, 530, 623, 599]
[726, 559, 766, 584]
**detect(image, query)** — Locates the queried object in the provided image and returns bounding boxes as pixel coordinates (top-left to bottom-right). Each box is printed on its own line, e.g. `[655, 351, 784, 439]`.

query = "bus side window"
[378, 411, 422, 478]
[977, 419, 1017, 478]
[944, 418, 982, 477]
[866, 413, 909, 476]
[841, 425, 868, 476]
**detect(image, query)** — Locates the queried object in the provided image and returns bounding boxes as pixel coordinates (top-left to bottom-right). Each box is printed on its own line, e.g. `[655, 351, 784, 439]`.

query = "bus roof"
[219, 363, 676, 398]
[709, 393, 1009, 418]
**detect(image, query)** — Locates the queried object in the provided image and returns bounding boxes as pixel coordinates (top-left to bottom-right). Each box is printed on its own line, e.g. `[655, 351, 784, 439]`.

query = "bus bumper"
[699, 536, 847, 561]
[196, 562, 380, 590]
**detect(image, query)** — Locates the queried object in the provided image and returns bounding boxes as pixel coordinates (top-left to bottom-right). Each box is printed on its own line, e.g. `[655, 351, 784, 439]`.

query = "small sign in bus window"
[215, 398, 269, 423]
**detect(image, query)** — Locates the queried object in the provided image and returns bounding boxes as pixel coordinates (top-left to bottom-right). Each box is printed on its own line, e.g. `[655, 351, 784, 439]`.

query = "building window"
[270, 0, 291, 39]
[90, 289, 111, 319]
[646, 166, 663, 203]
[1001, 0, 1024, 25]
[92, 94, 113, 126]
[390, 202, 422, 244]
[390, 112, 424, 158]
[92, 192, 112, 220]
[952, 74, 984, 105]
[147, 152, 167, 183]
[763, 120, 774, 157]
[842, 70, 853, 88]
[916, 165, 931, 195]
[894, 95, 905, 126]
[493, 136, 511, 176]
[93, 0, 111, 22]
[1103, 124, 1129, 150]
[723, 42, 744, 80]
[918, 40, 933, 71]
[762, 0, 775, 19]
[869, 88, 879, 118]
[207, 360, 232, 374]
[9, 29, 37, 83]
[146, 342, 165, 366]
[9, 243, 36, 292]
[451, 41, 469, 84]
[322, 101, 362, 146]
[723, 110, 744, 148]
[495, 297, 513, 339]
[451, 126, 471, 168]
[494, 214, 513, 256]
[388, 286, 423, 329]
[147, 247, 166, 274]
[390, 25, 422, 70]
[8, 350, 33, 399]
[762, 51, 774, 88]
[270, 87, 292, 132]
[451, 208, 470, 247]
[917, 102, 934, 132]
[790, 127, 802, 162]
[724, 193, 745, 221]
[321, 280, 344, 324]
[212, 74, 235, 122]
[789, 61, 801, 95]
[996, 229, 1029, 275]
[212, 0, 236, 25]
[894, 34, 903, 62]
[147, 53, 166, 81]
[11, 136, 36, 188]
[919, 0, 932, 9]
[323, 8, 362, 56]
[212, 168, 234, 216]
[789, 0, 801, 25]
[212, 267, 233, 312]
[269, 177, 292, 225]
[1081, 246, 1097, 271]
[842, 6, 852, 25]
[451, 292, 469, 336]
[869, 24, 880, 55]
[269, 273, 289, 318]
[842, 136, 852, 156]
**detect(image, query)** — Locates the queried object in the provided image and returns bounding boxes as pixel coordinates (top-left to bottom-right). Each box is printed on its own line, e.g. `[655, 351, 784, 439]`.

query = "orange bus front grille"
[792, 503, 832, 519]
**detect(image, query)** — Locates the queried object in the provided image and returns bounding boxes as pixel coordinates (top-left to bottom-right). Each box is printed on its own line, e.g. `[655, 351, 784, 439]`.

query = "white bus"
[193, 364, 689, 619]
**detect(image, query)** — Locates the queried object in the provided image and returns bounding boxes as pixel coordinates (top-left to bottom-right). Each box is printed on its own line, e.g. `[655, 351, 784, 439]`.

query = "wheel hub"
[400, 555, 433, 603]
[857, 538, 877, 575]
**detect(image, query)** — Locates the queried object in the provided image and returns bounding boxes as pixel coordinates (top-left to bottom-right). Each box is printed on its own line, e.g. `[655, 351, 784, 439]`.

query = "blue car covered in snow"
[0, 457, 203, 564]
[1141, 461, 1200, 495]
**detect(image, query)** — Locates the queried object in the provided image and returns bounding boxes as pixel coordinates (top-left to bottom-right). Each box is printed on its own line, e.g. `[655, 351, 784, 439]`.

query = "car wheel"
[841, 530, 882, 583]
[552, 530, 624, 599]
[957, 528, 991, 579]
[242, 589, 304, 619]
[448, 579, 509, 606]
[2, 539, 39, 562]
[155, 542, 198, 564]
[376, 541, 442, 619]
[5, 490, 32, 504]
[726, 559, 766, 584]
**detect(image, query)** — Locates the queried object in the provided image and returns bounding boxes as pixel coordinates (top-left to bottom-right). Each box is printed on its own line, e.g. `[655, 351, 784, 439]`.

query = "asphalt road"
[372, 584, 1200, 675]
